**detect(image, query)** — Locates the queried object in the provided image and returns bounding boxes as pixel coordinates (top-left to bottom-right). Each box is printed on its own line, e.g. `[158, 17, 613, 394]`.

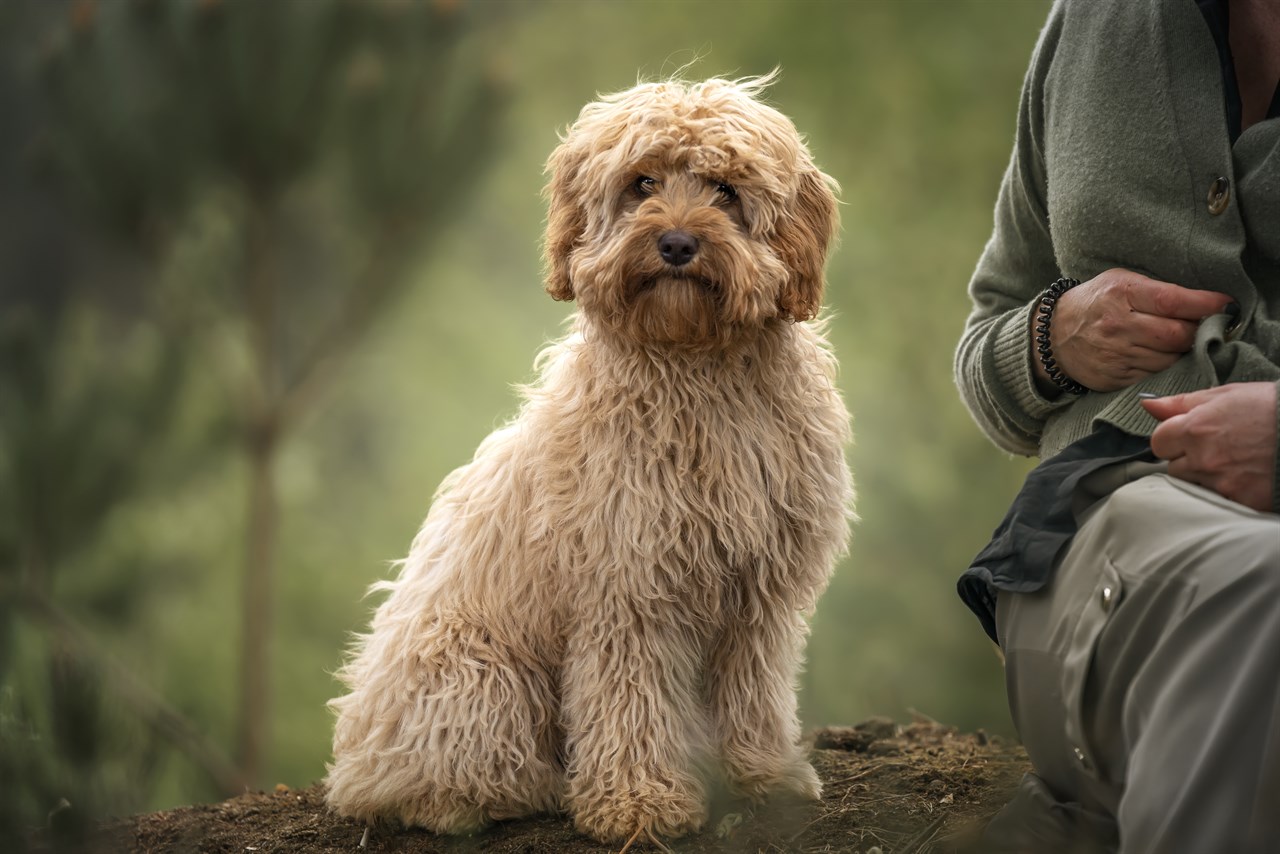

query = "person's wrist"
[1034, 277, 1088, 396]
[1030, 326, 1062, 398]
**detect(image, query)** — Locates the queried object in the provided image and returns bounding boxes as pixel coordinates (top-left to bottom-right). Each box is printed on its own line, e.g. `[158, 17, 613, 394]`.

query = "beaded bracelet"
[1035, 277, 1088, 395]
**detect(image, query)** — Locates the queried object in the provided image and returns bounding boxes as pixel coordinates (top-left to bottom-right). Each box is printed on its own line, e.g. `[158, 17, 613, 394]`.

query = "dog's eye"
[633, 176, 657, 196]
[714, 182, 738, 203]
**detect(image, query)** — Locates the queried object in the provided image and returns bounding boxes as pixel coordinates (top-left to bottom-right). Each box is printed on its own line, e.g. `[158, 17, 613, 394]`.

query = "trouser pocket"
[1059, 556, 1123, 780]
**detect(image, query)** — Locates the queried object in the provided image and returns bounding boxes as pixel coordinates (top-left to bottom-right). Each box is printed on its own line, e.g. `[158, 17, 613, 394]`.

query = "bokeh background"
[0, 0, 1050, 840]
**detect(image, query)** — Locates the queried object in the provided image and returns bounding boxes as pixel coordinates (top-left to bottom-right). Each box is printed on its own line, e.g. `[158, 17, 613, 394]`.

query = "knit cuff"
[991, 298, 1075, 424]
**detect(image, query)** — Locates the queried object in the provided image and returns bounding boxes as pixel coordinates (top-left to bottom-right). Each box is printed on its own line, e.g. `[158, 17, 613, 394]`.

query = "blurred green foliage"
[0, 0, 1050, 836]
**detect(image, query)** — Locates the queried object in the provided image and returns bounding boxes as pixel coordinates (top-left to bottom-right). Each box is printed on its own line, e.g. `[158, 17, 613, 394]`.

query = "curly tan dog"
[326, 74, 854, 845]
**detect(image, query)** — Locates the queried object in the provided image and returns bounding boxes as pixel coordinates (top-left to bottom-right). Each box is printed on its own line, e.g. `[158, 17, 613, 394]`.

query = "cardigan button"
[1207, 177, 1230, 215]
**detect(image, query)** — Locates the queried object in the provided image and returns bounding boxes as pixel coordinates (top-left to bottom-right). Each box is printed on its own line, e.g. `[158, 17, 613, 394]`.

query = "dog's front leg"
[708, 604, 822, 803]
[561, 605, 710, 844]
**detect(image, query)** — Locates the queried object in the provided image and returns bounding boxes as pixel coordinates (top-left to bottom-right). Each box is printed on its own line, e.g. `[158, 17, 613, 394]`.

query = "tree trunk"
[237, 205, 280, 788]
[237, 424, 277, 788]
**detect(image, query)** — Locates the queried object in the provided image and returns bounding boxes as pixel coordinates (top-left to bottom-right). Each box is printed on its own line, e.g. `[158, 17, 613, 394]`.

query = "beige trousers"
[991, 468, 1280, 854]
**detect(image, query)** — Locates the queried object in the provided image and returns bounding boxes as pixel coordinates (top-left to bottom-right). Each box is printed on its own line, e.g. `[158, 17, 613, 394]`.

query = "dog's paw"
[728, 756, 822, 803]
[397, 797, 492, 836]
[777, 758, 823, 801]
[570, 777, 708, 843]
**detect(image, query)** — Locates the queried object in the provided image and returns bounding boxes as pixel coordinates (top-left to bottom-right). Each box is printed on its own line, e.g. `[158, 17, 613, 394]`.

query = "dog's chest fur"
[522, 321, 851, 626]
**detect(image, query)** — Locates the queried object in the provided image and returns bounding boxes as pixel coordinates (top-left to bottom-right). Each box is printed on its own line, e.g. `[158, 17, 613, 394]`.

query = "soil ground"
[41, 719, 1030, 854]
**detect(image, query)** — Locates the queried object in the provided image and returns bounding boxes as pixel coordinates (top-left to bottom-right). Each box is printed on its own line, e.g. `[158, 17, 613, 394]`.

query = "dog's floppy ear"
[773, 168, 839, 322]
[543, 141, 588, 302]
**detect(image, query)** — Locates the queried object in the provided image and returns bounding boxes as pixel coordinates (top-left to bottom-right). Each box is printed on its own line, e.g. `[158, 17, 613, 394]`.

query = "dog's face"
[543, 76, 839, 351]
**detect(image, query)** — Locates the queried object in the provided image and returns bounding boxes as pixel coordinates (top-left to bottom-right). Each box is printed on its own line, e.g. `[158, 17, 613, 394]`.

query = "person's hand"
[1032, 269, 1234, 393]
[1142, 382, 1278, 512]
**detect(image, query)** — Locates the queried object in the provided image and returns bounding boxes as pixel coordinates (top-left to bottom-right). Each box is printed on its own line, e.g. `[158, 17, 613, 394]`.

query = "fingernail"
[1137, 392, 1162, 400]
[1225, 302, 1241, 317]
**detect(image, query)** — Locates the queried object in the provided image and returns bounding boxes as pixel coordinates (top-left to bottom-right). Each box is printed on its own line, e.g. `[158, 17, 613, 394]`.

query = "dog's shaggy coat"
[326, 74, 854, 844]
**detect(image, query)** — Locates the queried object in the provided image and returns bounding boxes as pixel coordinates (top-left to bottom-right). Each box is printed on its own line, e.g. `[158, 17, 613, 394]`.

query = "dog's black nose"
[658, 230, 699, 266]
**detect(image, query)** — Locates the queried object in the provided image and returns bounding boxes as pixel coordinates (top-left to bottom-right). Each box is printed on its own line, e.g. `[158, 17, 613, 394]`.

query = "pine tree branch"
[273, 212, 420, 435]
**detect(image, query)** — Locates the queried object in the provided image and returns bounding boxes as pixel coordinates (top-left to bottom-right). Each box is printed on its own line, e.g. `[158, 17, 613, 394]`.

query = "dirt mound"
[47, 720, 1029, 853]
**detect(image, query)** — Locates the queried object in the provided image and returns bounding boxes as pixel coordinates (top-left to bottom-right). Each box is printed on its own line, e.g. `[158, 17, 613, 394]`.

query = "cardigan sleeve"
[954, 2, 1075, 457]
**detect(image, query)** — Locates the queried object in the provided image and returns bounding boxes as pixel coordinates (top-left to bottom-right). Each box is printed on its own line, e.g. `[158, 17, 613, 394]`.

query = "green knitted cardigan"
[955, 0, 1280, 511]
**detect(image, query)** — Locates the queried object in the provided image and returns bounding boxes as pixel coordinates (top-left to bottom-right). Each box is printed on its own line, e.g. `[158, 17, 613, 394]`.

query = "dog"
[325, 73, 854, 846]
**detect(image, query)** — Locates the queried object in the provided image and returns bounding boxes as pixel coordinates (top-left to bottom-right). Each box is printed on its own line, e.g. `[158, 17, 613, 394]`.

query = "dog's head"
[543, 74, 839, 350]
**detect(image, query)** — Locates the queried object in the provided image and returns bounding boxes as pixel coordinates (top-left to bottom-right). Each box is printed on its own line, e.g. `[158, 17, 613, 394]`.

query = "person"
[953, 0, 1280, 851]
